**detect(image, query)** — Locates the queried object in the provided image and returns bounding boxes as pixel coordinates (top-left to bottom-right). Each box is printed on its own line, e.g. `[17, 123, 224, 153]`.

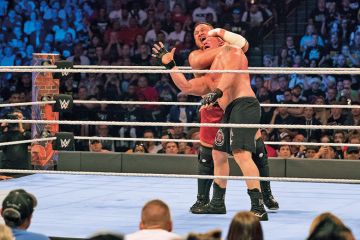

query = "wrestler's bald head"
[140, 199, 172, 231]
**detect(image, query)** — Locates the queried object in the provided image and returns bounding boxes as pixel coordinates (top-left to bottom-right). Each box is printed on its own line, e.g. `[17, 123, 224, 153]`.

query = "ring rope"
[1, 119, 360, 130]
[0, 101, 55, 107]
[0, 66, 56, 68]
[74, 137, 360, 148]
[73, 66, 360, 71]
[0, 169, 358, 184]
[0, 136, 359, 148]
[0, 137, 56, 147]
[4, 65, 360, 72]
[0, 68, 359, 75]
[1, 100, 359, 109]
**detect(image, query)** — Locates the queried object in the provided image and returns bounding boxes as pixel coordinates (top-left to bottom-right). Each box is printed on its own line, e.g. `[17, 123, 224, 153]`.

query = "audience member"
[143, 129, 162, 153]
[1, 189, 50, 240]
[126, 199, 181, 240]
[187, 229, 221, 240]
[227, 211, 263, 240]
[276, 144, 293, 158]
[0, 110, 31, 169]
[89, 139, 111, 153]
[344, 146, 359, 160]
[88, 232, 123, 240]
[165, 141, 179, 154]
[307, 212, 355, 240]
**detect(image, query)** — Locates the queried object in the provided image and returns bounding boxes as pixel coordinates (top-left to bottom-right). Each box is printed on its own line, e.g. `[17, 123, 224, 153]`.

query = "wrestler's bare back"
[203, 45, 256, 110]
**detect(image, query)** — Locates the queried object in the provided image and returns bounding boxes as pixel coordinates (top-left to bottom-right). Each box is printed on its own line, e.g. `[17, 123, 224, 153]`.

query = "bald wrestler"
[152, 37, 268, 220]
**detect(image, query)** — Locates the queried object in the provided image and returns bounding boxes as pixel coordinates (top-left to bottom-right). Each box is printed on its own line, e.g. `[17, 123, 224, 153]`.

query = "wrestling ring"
[0, 65, 359, 239]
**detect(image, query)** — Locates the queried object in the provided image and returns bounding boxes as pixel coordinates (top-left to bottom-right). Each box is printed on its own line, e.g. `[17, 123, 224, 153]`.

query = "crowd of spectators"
[0, 0, 359, 159]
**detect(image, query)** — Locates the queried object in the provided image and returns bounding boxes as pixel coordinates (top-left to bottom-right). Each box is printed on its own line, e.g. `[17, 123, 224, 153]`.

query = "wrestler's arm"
[208, 28, 249, 53]
[189, 48, 224, 70]
[152, 43, 211, 96]
[189, 30, 249, 71]
[169, 68, 212, 96]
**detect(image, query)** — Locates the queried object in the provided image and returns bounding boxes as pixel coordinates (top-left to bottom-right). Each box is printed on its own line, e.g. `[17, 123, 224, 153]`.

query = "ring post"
[31, 53, 60, 170]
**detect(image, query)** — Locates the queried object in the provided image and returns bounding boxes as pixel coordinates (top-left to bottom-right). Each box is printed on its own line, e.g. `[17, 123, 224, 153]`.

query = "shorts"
[213, 97, 260, 154]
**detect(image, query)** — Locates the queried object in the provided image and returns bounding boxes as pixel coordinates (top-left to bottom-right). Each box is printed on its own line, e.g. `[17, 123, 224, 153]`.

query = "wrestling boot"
[190, 194, 209, 213]
[261, 181, 279, 210]
[190, 147, 214, 213]
[253, 138, 280, 210]
[248, 188, 268, 221]
[192, 183, 226, 214]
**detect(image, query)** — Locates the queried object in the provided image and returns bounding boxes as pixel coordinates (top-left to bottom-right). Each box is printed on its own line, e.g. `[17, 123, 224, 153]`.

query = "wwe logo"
[59, 99, 70, 109]
[61, 68, 70, 77]
[60, 139, 71, 148]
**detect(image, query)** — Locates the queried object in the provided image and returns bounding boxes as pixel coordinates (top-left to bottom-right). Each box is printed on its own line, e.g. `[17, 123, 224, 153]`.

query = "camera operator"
[0, 110, 31, 170]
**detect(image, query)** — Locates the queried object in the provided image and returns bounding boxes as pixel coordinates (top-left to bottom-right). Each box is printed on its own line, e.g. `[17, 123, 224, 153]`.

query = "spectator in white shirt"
[192, 0, 217, 23]
[126, 199, 181, 240]
[168, 21, 185, 44]
[108, 0, 123, 20]
[145, 20, 168, 44]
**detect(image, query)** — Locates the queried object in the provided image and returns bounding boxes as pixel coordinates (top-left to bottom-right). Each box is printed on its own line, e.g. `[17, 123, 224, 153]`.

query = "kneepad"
[253, 138, 268, 168]
[198, 146, 214, 174]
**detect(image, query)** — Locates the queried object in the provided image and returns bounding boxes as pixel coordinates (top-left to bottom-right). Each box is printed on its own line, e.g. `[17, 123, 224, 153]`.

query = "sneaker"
[251, 208, 268, 221]
[248, 188, 268, 221]
[263, 194, 279, 210]
[190, 198, 209, 213]
[191, 200, 226, 214]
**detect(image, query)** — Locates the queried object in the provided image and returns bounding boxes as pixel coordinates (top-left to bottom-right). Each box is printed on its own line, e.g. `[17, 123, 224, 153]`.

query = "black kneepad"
[253, 138, 268, 168]
[198, 146, 214, 175]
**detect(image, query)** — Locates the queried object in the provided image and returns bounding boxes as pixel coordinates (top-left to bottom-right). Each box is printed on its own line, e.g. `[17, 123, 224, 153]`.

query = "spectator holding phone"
[0, 110, 31, 170]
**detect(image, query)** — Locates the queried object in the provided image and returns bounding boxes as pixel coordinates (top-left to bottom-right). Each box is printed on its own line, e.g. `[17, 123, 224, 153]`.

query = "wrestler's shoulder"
[219, 45, 244, 57]
[189, 49, 203, 58]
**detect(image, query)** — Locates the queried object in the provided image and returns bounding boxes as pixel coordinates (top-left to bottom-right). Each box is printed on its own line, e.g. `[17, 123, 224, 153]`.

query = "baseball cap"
[233, 8, 241, 14]
[347, 146, 359, 154]
[2, 189, 37, 226]
[280, 132, 290, 140]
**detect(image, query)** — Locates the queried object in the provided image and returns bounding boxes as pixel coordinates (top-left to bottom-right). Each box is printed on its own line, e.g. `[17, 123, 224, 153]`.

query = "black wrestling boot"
[190, 195, 209, 213]
[253, 138, 280, 210]
[248, 188, 268, 221]
[192, 183, 226, 214]
[261, 181, 279, 210]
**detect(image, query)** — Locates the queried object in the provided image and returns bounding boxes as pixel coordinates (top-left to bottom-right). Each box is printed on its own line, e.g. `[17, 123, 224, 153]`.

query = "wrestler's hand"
[207, 28, 225, 38]
[201, 88, 223, 106]
[152, 42, 176, 69]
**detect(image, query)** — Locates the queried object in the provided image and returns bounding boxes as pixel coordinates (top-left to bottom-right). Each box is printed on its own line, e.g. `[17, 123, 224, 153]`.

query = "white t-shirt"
[126, 229, 181, 240]
[192, 6, 217, 23]
[145, 30, 168, 44]
[168, 30, 185, 43]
